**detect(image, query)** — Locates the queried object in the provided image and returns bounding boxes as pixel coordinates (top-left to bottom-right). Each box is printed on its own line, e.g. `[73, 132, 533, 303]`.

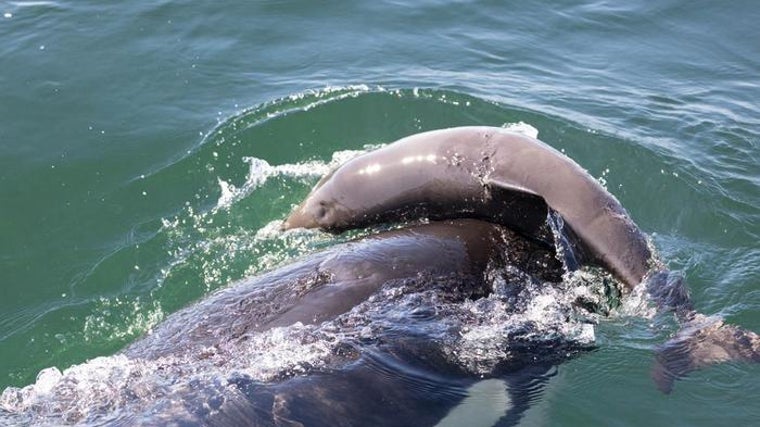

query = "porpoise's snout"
[281, 204, 318, 230]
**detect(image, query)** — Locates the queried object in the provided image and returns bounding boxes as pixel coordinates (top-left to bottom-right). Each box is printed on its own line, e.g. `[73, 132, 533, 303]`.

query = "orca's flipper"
[652, 314, 760, 393]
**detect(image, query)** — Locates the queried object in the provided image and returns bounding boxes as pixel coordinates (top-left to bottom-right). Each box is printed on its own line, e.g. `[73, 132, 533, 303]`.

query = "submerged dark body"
[3, 220, 576, 426]
[199, 349, 559, 427]
[126, 219, 562, 360]
[117, 220, 571, 426]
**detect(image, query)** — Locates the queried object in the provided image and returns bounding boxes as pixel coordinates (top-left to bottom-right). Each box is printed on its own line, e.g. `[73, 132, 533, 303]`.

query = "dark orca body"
[203, 349, 559, 427]
[117, 220, 571, 426]
[3, 220, 573, 426]
[125, 219, 562, 361]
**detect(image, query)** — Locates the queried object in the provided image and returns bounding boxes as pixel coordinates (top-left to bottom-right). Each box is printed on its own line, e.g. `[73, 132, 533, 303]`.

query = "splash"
[0, 324, 340, 425]
[445, 268, 604, 375]
[214, 147, 375, 211]
[82, 297, 164, 344]
[501, 121, 539, 139]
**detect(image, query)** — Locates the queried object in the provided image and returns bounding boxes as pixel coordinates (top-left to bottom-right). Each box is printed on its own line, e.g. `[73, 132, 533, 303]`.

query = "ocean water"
[1, 0, 759, 425]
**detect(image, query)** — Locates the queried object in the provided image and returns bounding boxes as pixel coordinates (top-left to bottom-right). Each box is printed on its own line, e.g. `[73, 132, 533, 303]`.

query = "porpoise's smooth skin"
[283, 126, 651, 292]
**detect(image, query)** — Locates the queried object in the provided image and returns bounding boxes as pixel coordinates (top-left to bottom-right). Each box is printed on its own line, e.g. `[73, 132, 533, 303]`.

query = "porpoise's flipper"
[652, 314, 760, 393]
[645, 271, 760, 393]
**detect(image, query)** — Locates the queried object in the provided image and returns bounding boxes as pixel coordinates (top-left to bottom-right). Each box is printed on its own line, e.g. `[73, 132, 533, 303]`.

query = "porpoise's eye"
[316, 203, 327, 219]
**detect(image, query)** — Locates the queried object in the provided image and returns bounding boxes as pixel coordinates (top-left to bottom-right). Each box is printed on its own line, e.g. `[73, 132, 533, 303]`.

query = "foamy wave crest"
[1, 355, 145, 424]
[501, 121, 539, 139]
[0, 324, 340, 425]
[444, 269, 603, 374]
[215, 147, 377, 210]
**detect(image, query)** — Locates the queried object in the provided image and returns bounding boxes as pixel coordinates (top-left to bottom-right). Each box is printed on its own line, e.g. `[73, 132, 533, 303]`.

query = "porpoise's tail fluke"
[646, 271, 760, 393]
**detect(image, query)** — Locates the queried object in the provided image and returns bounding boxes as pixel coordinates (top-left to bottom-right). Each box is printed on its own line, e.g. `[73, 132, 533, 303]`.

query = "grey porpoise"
[282, 126, 760, 392]
[283, 126, 650, 292]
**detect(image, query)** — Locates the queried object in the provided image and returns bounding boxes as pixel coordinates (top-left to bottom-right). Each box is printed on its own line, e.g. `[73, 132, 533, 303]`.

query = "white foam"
[215, 177, 237, 208]
[33, 367, 62, 396]
[235, 324, 334, 381]
[617, 280, 657, 318]
[214, 147, 374, 211]
[9, 1, 60, 7]
[501, 121, 539, 139]
[0, 323, 338, 424]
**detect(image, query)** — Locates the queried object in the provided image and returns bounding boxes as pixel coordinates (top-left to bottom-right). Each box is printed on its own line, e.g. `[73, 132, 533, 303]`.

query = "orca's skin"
[119, 219, 565, 426]
[2, 220, 571, 427]
[125, 219, 561, 360]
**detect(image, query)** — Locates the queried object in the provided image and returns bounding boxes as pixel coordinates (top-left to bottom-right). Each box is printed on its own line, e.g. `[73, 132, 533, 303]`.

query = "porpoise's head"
[281, 166, 366, 232]
[283, 170, 338, 230]
[281, 147, 428, 232]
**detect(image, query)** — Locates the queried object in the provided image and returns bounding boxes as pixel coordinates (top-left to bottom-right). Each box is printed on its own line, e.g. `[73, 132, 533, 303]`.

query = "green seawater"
[1, 0, 759, 425]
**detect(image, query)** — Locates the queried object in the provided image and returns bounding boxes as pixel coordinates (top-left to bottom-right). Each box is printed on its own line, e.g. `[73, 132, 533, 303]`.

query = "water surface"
[1, 0, 759, 425]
